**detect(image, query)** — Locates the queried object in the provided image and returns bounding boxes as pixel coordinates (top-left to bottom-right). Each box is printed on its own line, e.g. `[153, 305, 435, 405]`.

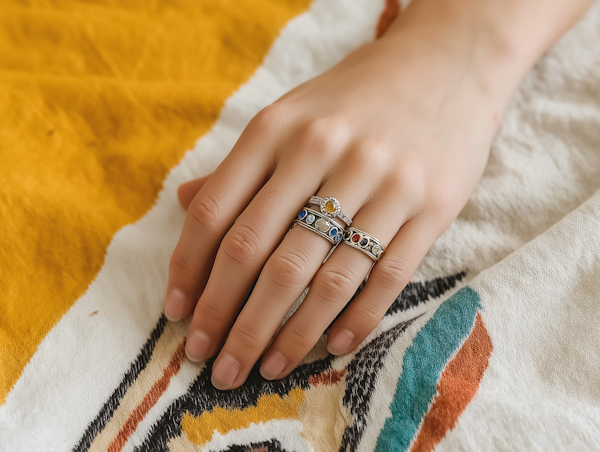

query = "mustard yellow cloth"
[0, 0, 310, 406]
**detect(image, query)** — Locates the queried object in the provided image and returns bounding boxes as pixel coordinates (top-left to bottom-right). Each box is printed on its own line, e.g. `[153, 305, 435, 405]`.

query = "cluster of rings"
[292, 196, 385, 262]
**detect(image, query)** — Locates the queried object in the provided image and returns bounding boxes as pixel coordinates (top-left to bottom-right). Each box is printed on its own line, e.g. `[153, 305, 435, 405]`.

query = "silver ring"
[342, 227, 385, 261]
[293, 208, 344, 245]
[307, 196, 352, 227]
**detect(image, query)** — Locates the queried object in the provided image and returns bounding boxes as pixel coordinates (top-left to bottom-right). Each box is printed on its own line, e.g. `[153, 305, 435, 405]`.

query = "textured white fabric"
[1, 0, 599, 450]
[431, 3, 600, 449]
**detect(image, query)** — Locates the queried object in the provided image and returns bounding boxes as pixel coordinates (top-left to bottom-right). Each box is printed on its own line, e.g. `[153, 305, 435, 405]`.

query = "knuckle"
[298, 117, 350, 158]
[250, 103, 285, 136]
[377, 255, 412, 290]
[189, 192, 221, 229]
[315, 266, 357, 304]
[199, 296, 226, 323]
[285, 325, 314, 351]
[169, 252, 193, 276]
[429, 182, 458, 215]
[267, 249, 311, 290]
[356, 299, 385, 325]
[231, 320, 262, 351]
[222, 223, 262, 266]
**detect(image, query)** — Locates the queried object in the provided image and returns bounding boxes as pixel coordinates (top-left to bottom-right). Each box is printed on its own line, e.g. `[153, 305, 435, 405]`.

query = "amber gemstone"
[324, 200, 336, 214]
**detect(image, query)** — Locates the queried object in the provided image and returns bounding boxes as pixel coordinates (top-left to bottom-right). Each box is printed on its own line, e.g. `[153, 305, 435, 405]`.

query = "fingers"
[326, 216, 438, 355]
[184, 166, 322, 364]
[177, 174, 212, 210]
[209, 226, 331, 389]
[165, 142, 273, 322]
[208, 178, 376, 389]
[259, 195, 409, 380]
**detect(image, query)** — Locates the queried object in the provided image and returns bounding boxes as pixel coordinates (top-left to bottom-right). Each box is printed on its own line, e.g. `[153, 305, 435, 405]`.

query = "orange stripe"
[308, 369, 346, 386]
[376, 0, 400, 38]
[107, 341, 186, 452]
[411, 313, 493, 452]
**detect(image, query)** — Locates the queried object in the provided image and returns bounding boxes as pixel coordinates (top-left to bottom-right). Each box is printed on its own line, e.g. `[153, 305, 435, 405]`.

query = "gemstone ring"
[293, 208, 344, 246]
[307, 196, 352, 227]
[341, 227, 385, 261]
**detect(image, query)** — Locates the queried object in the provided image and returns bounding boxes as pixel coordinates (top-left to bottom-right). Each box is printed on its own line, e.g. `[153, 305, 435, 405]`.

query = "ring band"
[307, 196, 352, 227]
[342, 227, 385, 261]
[293, 208, 344, 245]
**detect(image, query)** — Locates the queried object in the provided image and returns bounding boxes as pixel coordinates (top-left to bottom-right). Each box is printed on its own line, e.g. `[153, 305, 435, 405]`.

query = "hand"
[164, 8, 514, 390]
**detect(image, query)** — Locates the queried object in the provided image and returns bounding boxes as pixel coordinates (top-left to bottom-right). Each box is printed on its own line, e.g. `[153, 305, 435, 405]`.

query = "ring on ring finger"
[342, 227, 385, 261]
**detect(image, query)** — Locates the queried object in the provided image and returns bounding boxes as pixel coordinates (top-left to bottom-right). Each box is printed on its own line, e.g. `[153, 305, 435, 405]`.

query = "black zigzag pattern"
[385, 272, 466, 315]
[224, 439, 289, 452]
[135, 355, 335, 452]
[339, 318, 416, 452]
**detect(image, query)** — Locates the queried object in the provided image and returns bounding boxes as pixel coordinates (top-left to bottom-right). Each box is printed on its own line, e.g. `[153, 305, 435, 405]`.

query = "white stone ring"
[342, 227, 385, 261]
[293, 208, 344, 246]
[307, 196, 352, 227]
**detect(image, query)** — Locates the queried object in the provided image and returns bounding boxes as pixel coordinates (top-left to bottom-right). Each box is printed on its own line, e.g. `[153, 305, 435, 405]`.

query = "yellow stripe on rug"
[0, 0, 311, 405]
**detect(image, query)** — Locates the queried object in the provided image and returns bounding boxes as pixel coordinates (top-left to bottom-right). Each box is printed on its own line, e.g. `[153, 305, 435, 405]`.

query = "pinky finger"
[327, 217, 438, 356]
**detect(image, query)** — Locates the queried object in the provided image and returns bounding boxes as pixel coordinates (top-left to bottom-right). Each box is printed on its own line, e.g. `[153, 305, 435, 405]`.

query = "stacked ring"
[342, 227, 385, 261]
[293, 208, 344, 246]
[307, 196, 352, 227]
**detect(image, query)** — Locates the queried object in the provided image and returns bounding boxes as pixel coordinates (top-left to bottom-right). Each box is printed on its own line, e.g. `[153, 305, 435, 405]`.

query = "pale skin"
[165, 0, 594, 390]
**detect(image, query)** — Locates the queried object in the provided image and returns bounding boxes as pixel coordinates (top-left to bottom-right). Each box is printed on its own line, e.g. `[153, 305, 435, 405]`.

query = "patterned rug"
[1, 0, 600, 450]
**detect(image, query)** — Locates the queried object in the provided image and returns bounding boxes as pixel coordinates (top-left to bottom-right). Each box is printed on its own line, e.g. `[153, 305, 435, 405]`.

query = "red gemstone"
[352, 234, 360, 243]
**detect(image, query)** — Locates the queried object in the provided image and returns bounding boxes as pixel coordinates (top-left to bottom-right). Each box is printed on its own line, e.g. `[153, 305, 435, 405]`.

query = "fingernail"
[211, 354, 240, 390]
[185, 330, 211, 362]
[260, 351, 287, 380]
[327, 329, 355, 356]
[164, 288, 186, 321]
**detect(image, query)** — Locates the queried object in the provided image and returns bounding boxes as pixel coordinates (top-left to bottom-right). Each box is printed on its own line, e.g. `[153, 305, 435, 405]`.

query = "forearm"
[381, 0, 594, 116]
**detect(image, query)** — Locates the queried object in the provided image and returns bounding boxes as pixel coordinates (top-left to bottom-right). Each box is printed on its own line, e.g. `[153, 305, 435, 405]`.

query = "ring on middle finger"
[307, 196, 352, 227]
[293, 208, 344, 245]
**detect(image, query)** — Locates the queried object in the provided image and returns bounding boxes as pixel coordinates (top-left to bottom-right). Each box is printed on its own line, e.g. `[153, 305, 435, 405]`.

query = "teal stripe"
[374, 287, 481, 452]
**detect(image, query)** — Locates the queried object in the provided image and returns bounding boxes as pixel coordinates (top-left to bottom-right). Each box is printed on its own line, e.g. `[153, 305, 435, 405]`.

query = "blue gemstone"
[329, 227, 338, 237]
[298, 209, 307, 220]
[306, 214, 315, 224]
[335, 233, 342, 242]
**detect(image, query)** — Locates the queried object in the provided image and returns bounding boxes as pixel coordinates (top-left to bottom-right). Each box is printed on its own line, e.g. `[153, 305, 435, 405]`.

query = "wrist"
[381, 1, 533, 117]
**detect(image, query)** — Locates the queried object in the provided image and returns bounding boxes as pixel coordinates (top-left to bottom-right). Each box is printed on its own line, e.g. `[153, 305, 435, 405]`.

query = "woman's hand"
[164, 0, 592, 390]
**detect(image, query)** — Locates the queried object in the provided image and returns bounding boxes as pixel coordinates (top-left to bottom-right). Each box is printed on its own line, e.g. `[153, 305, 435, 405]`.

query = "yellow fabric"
[0, 0, 311, 405]
[181, 388, 305, 446]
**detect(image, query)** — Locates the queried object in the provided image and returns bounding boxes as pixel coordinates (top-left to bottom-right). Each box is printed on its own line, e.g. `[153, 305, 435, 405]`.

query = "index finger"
[164, 117, 277, 321]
